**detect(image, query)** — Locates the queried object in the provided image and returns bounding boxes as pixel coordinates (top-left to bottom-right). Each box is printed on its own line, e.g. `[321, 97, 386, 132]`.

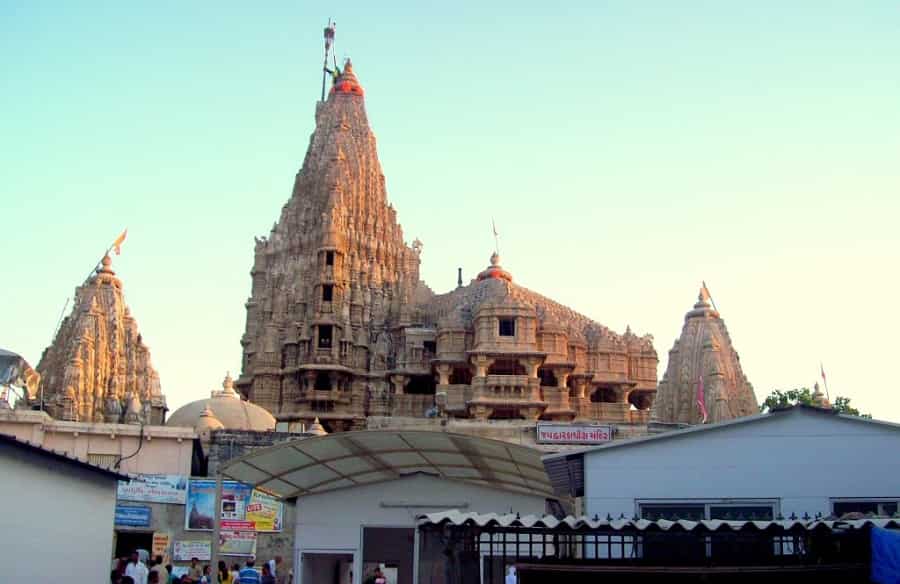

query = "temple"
[236, 60, 659, 432]
[34, 255, 167, 424]
[651, 286, 758, 425]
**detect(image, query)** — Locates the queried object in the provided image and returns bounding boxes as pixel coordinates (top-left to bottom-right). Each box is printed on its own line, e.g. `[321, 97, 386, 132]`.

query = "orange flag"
[113, 229, 128, 255]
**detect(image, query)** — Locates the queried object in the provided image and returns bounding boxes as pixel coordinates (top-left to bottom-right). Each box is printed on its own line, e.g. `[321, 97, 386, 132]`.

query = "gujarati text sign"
[536, 423, 613, 444]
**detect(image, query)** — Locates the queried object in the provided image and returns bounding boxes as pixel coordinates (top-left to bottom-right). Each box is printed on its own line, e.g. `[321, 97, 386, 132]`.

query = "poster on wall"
[184, 479, 283, 532]
[245, 490, 284, 532]
[118, 474, 188, 504]
[173, 540, 211, 561]
[219, 520, 257, 556]
[151, 533, 170, 559]
[185, 479, 252, 530]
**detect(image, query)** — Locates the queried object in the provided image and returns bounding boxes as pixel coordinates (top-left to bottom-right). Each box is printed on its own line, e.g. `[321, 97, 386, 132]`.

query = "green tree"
[759, 387, 870, 418]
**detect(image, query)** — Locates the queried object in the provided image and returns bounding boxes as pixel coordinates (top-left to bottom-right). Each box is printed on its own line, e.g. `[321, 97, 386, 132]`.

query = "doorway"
[301, 552, 354, 584]
[362, 527, 414, 584]
[114, 530, 153, 560]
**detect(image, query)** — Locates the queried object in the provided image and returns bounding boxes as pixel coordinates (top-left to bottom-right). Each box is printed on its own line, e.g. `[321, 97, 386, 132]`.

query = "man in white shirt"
[125, 551, 149, 584]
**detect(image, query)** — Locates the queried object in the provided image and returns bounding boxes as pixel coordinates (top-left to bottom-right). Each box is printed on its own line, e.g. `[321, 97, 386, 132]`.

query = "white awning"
[219, 430, 555, 500]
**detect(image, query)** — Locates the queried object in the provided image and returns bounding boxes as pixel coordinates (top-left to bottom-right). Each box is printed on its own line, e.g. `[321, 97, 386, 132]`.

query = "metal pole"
[210, 473, 223, 578]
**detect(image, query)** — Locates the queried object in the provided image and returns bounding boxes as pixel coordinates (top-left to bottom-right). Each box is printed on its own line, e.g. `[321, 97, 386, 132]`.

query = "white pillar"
[210, 473, 223, 576]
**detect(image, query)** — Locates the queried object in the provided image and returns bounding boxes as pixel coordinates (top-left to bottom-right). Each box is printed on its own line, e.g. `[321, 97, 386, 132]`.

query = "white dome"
[167, 373, 275, 432]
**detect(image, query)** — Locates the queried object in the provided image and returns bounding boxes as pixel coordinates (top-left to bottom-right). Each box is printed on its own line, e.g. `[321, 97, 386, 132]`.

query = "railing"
[542, 387, 571, 411]
[392, 394, 435, 417]
[580, 402, 631, 422]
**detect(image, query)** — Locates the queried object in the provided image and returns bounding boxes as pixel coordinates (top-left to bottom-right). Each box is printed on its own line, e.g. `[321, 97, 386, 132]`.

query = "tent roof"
[219, 430, 555, 500]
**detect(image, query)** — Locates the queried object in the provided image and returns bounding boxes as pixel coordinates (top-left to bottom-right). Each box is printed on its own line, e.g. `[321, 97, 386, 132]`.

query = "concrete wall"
[0, 441, 117, 582]
[0, 410, 194, 474]
[114, 495, 296, 576]
[294, 473, 549, 584]
[583, 409, 900, 519]
[367, 415, 648, 453]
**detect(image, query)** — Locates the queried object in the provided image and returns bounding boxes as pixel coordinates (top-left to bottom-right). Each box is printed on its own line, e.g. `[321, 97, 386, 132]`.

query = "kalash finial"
[97, 254, 115, 275]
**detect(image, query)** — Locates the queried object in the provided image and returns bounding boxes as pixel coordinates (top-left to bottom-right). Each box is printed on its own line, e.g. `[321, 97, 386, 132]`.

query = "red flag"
[820, 363, 827, 383]
[112, 229, 127, 255]
[696, 373, 708, 424]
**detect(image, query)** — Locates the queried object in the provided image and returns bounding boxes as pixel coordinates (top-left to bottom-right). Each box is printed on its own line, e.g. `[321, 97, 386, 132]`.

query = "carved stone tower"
[36, 255, 166, 424]
[651, 286, 758, 425]
[236, 61, 426, 431]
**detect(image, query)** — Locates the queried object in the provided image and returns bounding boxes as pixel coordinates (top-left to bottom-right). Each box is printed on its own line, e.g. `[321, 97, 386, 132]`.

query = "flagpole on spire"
[491, 218, 500, 255]
[322, 19, 336, 102]
[702, 280, 719, 313]
[820, 363, 830, 401]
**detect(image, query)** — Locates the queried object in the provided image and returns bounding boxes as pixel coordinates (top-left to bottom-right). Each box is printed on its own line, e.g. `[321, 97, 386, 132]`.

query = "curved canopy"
[219, 430, 555, 500]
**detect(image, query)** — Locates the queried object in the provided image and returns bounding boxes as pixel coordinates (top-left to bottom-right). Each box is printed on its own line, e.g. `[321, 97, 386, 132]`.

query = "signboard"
[185, 479, 283, 532]
[173, 540, 211, 562]
[151, 532, 170, 559]
[118, 474, 188, 504]
[219, 520, 257, 556]
[115, 504, 152, 528]
[536, 422, 613, 444]
[245, 490, 284, 532]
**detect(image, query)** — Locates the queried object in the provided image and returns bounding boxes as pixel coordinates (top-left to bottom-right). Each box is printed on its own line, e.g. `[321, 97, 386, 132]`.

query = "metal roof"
[418, 510, 900, 532]
[0, 432, 130, 481]
[219, 430, 555, 500]
[542, 405, 900, 497]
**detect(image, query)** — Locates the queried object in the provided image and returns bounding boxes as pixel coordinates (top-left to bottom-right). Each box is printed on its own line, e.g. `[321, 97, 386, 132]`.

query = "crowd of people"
[111, 551, 285, 584]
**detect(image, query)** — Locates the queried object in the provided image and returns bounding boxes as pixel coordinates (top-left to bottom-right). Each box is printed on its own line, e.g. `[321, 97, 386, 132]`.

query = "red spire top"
[330, 59, 365, 97]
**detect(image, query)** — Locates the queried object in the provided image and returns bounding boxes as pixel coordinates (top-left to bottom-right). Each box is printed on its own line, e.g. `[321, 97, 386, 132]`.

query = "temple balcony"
[578, 401, 631, 422]
[437, 384, 473, 413]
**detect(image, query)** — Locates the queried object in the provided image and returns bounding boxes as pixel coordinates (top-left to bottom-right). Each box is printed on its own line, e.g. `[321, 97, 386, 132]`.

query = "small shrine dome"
[167, 373, 276, 432]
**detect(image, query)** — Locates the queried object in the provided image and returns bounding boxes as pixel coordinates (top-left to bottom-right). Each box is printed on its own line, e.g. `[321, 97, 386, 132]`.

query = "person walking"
[238, 557, 261, 584]
[261, 564, 275, 584]
[125, 551, 149, 584]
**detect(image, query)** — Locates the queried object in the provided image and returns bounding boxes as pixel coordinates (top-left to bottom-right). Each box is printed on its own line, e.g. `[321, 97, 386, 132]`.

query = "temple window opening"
[499, 318, 516, 337]
[591, 386, 618, 403]
[538, 368, 558, 387]
[325, 250, 335, 265]
[405, 375, 436, 395]
[322, 284, 334, 302]
[314, 371, 331, 391]
[449, 367, 472, 385]
[488, 359, 525, 376]
[318, 325, 333, 348]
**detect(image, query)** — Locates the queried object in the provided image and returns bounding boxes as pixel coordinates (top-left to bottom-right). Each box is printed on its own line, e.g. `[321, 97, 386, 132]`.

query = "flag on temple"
[820, 363, 827, 383]
[697, 374, 708, 424]
[113, 229, 127, 255]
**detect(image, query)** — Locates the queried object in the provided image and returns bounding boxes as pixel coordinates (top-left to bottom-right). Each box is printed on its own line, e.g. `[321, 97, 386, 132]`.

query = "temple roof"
[168, 373, 275, 432]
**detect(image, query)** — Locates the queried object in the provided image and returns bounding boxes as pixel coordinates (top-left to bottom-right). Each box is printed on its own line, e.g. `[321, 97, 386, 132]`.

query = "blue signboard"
[115, 504, 151, 528]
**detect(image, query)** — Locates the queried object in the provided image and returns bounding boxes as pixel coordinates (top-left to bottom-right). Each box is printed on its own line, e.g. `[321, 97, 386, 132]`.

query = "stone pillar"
[471, 355, 495, 378]
[519, 356, 542, 378]
[390, 374, 409, 395]
[435, 363, 452, 386]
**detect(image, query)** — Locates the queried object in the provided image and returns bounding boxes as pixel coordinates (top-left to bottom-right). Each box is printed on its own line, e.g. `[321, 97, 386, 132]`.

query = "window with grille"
[833, 499, 899, 517]
[88, 453, 119, 468]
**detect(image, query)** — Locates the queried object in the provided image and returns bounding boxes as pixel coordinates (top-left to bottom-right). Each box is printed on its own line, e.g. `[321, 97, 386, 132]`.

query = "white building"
[544, 405, 900, 521]
[0, 432, 127, 582]
[219, 430, 557, 584]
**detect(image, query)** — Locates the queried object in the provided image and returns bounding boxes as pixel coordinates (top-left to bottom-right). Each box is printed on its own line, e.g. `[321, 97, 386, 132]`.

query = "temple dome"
[167, 373, 275, 432]
[330, 59, 365, 97]
[476, 252, 513, 283]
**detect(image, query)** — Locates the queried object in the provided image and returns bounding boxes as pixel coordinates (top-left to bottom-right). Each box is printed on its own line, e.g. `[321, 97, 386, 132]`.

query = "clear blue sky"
[2, 1, 898, 420]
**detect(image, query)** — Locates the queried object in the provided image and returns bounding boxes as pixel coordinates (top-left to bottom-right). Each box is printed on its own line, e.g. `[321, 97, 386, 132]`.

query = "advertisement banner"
[173, 540, 211, 562]
[185, 479, 252, 530]
[536, 422, 613, 444]
[219, 520, 257, 557]
[115, 504, 151, 528]
[245, 490, 284, 532]
[185, 479, 283, 532]
[118, 474, 188, 504]
[151, 533, 170, 559]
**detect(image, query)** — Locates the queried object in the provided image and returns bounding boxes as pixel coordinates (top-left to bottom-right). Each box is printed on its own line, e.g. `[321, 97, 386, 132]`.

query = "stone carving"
[651, 286, 758, 425]
[35, 255, 167, 424]
[236, 60, 659, 431]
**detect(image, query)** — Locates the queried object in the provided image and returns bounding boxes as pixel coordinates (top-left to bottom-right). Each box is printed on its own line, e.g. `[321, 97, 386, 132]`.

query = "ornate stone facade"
[237, 61, 658, 432]
[35, 255, 166, 424]
[651, 287, 758, 425]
